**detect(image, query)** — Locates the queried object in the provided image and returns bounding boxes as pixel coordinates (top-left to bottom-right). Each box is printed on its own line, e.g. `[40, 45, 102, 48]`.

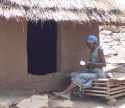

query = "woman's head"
[86, 35, 98, 49]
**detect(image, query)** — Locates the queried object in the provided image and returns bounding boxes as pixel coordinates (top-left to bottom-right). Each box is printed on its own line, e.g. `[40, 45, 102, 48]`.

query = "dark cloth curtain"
[27, 21, 57, 75]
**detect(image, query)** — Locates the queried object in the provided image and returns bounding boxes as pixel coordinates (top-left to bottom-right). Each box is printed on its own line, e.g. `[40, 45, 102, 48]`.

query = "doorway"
[27, 21, 57, 75]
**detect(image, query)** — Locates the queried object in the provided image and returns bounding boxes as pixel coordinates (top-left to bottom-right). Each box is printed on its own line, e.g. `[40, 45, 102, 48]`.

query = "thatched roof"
[0, 0, 125, 24]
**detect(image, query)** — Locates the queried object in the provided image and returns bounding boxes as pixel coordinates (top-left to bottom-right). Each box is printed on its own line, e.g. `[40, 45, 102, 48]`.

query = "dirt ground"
[49, 94, 125, 108]
[0, 89, 125, 108]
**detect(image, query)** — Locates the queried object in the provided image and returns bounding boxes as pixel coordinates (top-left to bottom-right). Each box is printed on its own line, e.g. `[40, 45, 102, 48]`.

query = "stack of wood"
[84, 78, 125, 105]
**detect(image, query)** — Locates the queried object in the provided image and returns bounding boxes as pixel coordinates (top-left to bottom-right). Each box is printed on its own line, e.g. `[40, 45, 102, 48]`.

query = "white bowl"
[80, 60, 86, 66]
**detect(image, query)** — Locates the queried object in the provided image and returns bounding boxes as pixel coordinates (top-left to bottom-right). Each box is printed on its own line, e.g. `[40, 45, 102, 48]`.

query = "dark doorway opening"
[27, 21, 57, 75]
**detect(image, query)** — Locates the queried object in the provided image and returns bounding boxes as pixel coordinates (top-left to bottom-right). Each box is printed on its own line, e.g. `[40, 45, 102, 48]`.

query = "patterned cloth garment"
[71, 46, 106, 88]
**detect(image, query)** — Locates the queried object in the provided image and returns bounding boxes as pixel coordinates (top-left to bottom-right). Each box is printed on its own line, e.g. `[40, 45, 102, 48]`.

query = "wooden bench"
[84, 78, 125, 105]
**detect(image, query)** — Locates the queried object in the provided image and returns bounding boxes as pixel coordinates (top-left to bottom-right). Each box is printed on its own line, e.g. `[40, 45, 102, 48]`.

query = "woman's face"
[86, 42, 95, 49]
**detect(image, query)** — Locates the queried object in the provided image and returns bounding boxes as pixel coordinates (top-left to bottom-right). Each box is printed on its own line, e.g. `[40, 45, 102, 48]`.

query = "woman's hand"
[86, 61, 106, 68]
[86, 61, 97, 68]
[86, 61, 94, 66]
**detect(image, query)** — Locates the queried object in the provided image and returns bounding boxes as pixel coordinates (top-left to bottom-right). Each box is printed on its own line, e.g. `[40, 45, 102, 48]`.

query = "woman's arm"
[98, 48, 106, 66]
[87, 49, 106, 68]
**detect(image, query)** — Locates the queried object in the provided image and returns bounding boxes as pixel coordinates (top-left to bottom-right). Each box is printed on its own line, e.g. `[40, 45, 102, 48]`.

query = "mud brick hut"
[0, 0, 125, 92]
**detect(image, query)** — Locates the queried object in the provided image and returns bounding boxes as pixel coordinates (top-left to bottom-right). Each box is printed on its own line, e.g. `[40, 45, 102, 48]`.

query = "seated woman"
[54, 35, 106, 99]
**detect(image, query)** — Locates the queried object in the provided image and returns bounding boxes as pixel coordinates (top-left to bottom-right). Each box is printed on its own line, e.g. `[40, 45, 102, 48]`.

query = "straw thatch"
[0, 0, 125, 24]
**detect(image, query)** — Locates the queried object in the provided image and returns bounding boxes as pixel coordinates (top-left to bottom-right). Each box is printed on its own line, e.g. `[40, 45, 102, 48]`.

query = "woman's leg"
[54, 82, 77, 99]
[63, 83, 77, 93]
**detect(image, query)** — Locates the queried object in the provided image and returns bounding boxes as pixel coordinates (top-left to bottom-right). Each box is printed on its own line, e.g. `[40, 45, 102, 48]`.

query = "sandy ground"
[49, 94, 125, 108]
[0, 90, 125, 108]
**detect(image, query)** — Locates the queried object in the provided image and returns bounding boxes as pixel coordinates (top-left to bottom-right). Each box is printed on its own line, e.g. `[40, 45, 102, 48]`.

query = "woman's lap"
[71, 69, 105, 87]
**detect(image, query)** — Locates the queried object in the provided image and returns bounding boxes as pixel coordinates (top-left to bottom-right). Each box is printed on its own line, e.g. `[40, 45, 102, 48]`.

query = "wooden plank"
[111, 84, 125, 88]
[111, 82, 125, 86]
[111, 83, 125, 86]
[93, 81, 107, 83]
[86, 86, 107, 90]
[110, 86, 125, 91]
[85, 93, 106, 97]
[106, 80, 110, 98]
[93, 79, 125, 86]
[93, 82, 107, 86]
[94, 78, 125, 82]
[110, 92, 125, 98]
[94, 80, 124, 86]
[85, 89, 107, 93]
[93, 78, 109, 81]
[110, 89, 125, 95]
[114, 77, 125, 81]
[108, 83, 124, 87]
[93, 80, 108, 83]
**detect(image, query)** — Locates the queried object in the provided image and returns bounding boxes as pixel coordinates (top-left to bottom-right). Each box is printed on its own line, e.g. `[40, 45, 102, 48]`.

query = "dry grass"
[0, 0, 125, 24]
